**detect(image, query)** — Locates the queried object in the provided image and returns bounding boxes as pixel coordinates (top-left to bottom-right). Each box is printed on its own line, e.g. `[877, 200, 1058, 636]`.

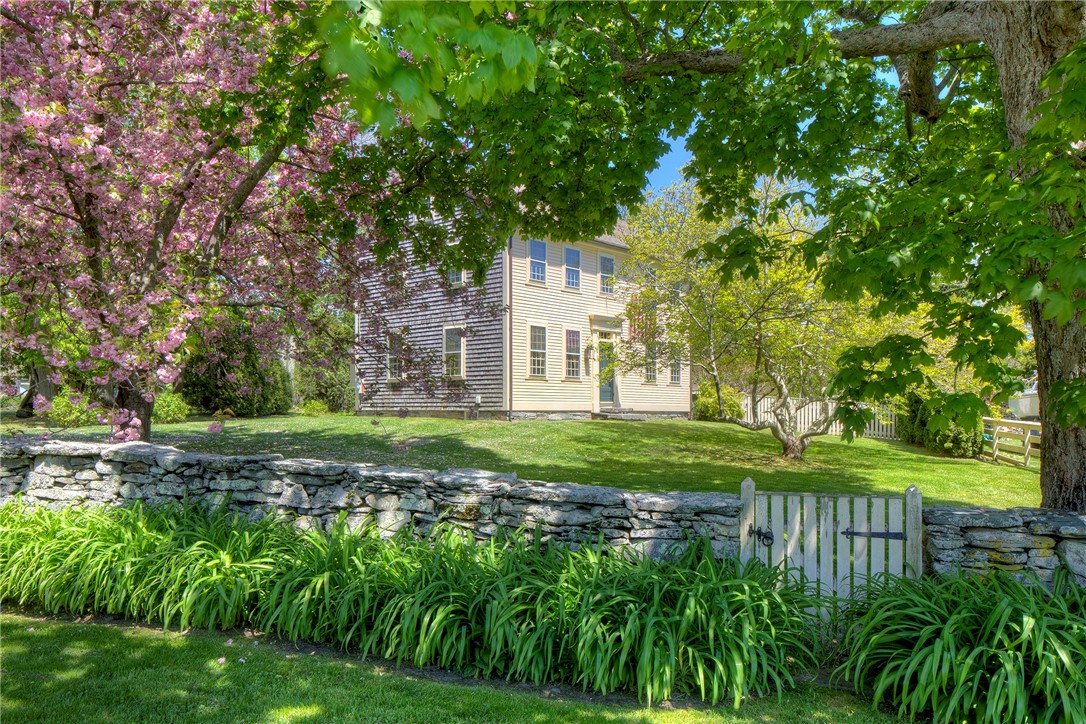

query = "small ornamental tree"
[0, 2, 519, 441]
[623, 181, 893, 459]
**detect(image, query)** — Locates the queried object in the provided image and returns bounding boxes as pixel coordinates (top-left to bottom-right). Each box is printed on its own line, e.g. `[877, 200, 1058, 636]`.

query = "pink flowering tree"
[1, 2, 517, 441]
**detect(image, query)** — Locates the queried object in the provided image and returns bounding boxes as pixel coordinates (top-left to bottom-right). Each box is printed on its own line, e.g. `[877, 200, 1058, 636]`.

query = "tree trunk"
[979, 1, 1085, 512]
[115, 380, 154, 442]
[1030, 304, 1086, 511]
[780, 434, 809, 460]
[16, 365, 58, 418]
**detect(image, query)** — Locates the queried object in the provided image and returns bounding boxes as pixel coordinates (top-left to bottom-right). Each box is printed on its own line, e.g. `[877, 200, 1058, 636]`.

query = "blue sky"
[646, 138, 692, 190]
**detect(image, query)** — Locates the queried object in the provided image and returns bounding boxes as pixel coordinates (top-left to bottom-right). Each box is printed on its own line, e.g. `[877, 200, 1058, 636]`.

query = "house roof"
[591, 218, 629, 251]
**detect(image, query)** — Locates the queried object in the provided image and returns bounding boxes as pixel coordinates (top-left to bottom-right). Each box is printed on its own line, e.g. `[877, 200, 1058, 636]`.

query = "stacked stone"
[924, 506, 1086, 584]
[0, 441, 741, 559]
[0, 452, 30, 498]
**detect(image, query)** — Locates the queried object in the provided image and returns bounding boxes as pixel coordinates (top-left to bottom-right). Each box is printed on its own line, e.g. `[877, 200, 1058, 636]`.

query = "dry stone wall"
[4, 440, 1085, 584]
[924, 506, 1086, 585]
[0, 441, 742, 558]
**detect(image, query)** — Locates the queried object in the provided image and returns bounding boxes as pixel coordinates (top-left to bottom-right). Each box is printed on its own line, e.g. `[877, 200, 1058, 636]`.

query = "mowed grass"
[1, 412, 1039, 509]
[0, 614, 896, 724]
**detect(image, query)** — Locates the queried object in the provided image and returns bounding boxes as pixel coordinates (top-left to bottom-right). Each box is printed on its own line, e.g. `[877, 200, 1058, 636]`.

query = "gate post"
[905, 485, 923, 578]
[739, 478, 755, 563]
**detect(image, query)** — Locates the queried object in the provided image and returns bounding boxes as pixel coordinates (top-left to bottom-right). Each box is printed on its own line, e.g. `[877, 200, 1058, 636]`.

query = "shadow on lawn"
[1, 614, 885, 723]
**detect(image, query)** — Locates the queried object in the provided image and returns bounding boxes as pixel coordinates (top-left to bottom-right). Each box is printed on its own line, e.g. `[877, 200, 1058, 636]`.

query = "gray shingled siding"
[358, 251, 505, 415]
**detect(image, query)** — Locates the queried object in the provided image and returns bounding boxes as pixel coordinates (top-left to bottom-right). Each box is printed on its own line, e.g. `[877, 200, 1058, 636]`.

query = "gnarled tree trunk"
[978, 1, 1085, 511]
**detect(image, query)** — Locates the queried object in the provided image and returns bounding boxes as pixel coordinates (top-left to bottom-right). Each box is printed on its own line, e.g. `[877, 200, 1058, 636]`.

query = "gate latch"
[748, 524, 774, 547]
[841, 528, 906, 541]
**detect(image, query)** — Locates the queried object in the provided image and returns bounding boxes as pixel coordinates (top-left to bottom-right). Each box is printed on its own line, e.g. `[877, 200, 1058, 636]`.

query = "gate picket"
[770, 494, 786, 569]
[836, 497, 852, 599]
[853, 496, 869, 585]
[870, 498, 886, 577]
[819, 496, 835, 596]
[888, 498, 904, 576]
[803, 495, 817, 585]
[786, 494, 801, 578]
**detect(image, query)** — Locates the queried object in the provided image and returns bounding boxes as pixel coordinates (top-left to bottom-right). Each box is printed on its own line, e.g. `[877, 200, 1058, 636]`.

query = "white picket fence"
[740, 395, 898, 440]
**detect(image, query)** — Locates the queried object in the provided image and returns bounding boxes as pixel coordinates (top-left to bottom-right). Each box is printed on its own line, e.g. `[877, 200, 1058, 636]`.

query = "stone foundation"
[0, 441, 741, 558]
[924, 506, 1086, 585]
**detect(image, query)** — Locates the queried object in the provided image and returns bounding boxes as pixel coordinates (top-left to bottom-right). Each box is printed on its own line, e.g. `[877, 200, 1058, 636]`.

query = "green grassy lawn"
[1, 412, 1039, 509]
[0, 613, 895, 723]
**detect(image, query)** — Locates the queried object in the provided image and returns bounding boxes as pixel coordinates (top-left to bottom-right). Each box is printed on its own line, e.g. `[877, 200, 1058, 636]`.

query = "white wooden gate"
[738, 479, 923, 597]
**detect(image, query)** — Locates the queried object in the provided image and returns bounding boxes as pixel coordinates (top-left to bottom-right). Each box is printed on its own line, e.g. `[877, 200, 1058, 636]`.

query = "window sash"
[529, 325, 547, 377]
[564, 247, 580, 289]
[387, 333, 404, 381]
[444, 328, 464, 378]
[670, 361, 681, 385]
[446, 269, 464, 286]
[645, 345, 657, 383]
[600, 255, 615, 294]
[565, 330, 581, 378]
[529, 239, 547, 283]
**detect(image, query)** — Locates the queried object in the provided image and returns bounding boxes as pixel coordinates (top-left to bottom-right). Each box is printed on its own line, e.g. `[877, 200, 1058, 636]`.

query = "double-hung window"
[564, 247, 580, 289]
[444, 327, 465, 379]
[529, 240, 547, 283]
[670, 360, 681, 385]
[387, 331, 405, 382]
[565, 330, 581, 378]
[529, 325, 547, 377]
[645, 344, 657, 383]
[599, 255, 615, 294]
[446, 269, 464, 287]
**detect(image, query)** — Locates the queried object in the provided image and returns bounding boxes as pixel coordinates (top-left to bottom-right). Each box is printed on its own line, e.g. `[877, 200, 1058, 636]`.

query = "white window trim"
[669, 360, 682, 385]
[644, 345, 658, 384]
[527, 322, 548, 379]
[528, 239, 547, 285]
[443, 325, 466, 380]
[446, 269, 465, 288]
[563, 245, 581, 290]
[599, 253, 616, 295]
[386, 332, 404, 383]
[564, 327, 582, 380]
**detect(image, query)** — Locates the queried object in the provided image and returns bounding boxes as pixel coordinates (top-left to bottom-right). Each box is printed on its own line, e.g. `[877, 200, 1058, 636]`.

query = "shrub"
[293, 360, 353, 413]
[0, 502, 816, 708]
[43, 388, 96, 427]
[839, 571, 1086, 724]
[182, 352, 292, 418]
[895, 391, 983, 457]
[151, 390, 190, 425]
[923, 416, 984, 457]
[299, 399, 329, 416]
[894, 392, 925, 445]
[692, 379, 743, 422]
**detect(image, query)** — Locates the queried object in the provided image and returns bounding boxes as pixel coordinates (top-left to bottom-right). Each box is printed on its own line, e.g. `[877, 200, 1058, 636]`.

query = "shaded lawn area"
[1, 413, 1039, 509]
[0, 614, 896, 723]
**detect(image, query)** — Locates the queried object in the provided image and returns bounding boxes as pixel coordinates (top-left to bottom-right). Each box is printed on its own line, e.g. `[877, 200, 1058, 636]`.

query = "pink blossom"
[33, 395, 52, 415]
[208, 422, 224, 433]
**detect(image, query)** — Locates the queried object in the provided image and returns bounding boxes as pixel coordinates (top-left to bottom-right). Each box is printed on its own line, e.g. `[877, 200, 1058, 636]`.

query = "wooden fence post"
[739, 477, 755, 564]
[905, 485, 923, 578]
